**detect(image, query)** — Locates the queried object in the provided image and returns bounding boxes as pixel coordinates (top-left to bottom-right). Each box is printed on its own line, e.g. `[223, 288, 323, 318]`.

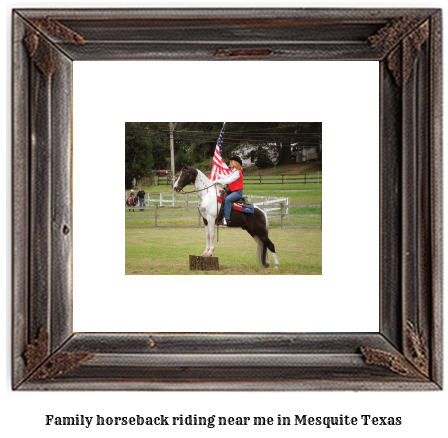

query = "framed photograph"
[122, 120, 323, 276]
[12, 8, 442, 390]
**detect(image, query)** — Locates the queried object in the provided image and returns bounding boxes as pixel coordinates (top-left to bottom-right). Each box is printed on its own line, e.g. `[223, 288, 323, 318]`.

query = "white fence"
[159, 193, 197, 207]
[126, 192, 290, 214]
[247, 195, 290, 215]
[157, 193, 290, 215]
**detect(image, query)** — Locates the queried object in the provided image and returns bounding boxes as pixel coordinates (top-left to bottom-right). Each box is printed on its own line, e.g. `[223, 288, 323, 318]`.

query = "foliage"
[174, 122, 226, 164]
[174, 145, 193, 171]
[125, 122, 323, 186]
[254, 145, 274, 168]
[125, 122, 155, 189]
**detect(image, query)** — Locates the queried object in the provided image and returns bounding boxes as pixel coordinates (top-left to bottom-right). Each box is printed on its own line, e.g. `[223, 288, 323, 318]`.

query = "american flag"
[209, 122, 230, 181]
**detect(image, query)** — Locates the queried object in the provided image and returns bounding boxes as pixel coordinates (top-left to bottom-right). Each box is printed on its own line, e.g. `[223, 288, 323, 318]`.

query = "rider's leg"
[224, 190, 243, 220]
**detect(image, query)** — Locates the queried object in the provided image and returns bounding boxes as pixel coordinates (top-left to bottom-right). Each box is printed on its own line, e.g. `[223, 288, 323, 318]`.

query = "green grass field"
[126, 164, 322, 275]
[125, 228, 322, 275]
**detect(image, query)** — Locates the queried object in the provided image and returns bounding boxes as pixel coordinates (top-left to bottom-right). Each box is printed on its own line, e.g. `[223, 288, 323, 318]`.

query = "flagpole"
[209, 122, 229, 181]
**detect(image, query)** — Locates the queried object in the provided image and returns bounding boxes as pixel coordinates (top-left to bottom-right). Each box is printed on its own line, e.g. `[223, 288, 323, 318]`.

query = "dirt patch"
[284, 163, 316, 174]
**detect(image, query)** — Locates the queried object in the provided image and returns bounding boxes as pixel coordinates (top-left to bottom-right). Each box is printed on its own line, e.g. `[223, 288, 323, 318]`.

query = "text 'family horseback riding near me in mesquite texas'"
[44, 413, 401, 428]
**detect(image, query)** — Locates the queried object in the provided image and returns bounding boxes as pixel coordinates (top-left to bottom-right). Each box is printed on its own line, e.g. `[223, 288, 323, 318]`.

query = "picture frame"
[12, 8, 442, 390]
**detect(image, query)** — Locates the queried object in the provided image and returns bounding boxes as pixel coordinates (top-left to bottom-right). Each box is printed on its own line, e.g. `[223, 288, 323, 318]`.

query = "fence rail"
[154, 173, 322, 186]
[125, 203, 322, 229]
[126, 192, 290, 214]
[243, 173, 321, 185]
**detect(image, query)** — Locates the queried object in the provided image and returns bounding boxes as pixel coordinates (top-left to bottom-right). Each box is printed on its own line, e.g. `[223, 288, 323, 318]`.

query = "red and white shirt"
[216, 169, 243, 191]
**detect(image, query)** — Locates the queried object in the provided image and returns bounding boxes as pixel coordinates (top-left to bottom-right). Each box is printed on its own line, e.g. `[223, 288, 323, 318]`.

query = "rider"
[214, 156, 244, 226]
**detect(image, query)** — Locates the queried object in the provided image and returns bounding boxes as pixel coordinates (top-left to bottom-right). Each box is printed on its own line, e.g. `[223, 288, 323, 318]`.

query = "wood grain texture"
[12, 7, 443, 391]
[189, 255, 219, 271]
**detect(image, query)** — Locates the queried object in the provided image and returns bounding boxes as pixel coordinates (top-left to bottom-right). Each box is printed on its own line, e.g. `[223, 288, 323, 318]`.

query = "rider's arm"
[215, 170, 240, 185]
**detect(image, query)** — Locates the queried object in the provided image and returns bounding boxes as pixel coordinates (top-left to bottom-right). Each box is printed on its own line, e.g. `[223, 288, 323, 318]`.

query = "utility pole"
[169, 122, 177, 187]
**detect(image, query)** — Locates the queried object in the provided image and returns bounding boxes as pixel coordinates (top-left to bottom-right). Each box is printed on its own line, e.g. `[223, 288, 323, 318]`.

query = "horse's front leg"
[202, 223, 211, 256]
[203, 218, 215, 257]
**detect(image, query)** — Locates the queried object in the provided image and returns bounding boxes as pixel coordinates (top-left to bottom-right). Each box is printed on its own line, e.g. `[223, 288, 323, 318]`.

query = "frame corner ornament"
[368, 17, 429, 86]
[23, 17, 85, 77]
[405, 320, 429, 377]
[360, 345, 425, 380]
[24, 327, 50, 373]
[24, 328, 95, 381]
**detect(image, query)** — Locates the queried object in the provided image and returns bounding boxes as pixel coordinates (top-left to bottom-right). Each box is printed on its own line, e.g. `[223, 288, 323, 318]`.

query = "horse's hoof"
[275, 265, 280, 270]
[203, 253, 212, 257]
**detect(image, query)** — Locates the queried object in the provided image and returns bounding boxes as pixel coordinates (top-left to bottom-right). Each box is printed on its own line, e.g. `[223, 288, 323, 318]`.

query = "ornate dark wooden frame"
[12, 8, 443, 390]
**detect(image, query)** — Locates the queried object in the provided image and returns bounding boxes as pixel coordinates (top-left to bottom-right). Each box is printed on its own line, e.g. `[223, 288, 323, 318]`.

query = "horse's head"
[173, 164, 198, 192]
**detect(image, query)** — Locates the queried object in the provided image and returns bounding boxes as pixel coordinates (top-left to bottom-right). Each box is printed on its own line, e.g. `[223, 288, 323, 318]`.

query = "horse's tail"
[264, 209, 269, 230]
[253, 207, 270, 268]
[252, 236, 268, 268]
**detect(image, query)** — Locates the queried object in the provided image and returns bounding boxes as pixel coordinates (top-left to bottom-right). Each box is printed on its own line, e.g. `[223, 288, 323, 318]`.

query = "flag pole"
[209, 122, 229, 181]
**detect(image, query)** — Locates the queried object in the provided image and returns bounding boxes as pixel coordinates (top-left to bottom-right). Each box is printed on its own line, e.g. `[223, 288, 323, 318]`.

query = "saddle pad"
[217, 197, 255, 214]
[233, 202, 255, 214]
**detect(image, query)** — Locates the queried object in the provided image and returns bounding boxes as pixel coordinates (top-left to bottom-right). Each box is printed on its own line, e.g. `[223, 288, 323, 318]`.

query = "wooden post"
[155, 204, 158, 227]
[280, 202, 284, 229]
[169, 122, 177, 187]
[189, 255, 219, 271]
[282, 175, 284, 185]
[259, 175, 261, 184]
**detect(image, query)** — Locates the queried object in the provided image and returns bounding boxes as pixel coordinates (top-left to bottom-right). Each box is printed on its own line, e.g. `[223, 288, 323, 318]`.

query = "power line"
[126, 131, 321, 145]
[173, 139, 320, 146]
[126, 128, 322, 136]
[125, 128, 322, 149]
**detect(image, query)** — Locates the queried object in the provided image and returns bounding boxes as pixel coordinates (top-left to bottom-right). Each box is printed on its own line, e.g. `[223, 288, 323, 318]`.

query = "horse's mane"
[194, 167, 212, 184]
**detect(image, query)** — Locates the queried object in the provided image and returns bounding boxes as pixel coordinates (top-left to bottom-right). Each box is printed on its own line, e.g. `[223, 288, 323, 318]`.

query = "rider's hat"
[229, 156, 243, 166]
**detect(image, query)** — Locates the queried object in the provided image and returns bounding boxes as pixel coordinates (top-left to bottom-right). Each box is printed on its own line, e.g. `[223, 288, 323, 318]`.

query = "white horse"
[174, 164, 279, 268]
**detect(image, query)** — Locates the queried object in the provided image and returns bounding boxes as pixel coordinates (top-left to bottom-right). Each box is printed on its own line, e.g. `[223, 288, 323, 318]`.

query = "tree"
[174, 122, 225, 163]
[124, 122, 322, 185]
[254, 145, 274, 168]
[125, 122, 155, 189]
[174, 144, 193, 171]
[150, 133, 168, 170]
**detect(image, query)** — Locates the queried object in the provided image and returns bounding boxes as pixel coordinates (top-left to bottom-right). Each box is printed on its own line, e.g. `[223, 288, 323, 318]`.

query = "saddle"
[234, 198, 253, 209]
[216, 190, 255, 224]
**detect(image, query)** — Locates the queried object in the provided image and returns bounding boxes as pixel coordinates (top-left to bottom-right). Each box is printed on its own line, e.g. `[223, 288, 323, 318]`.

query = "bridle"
[176, 169, 216, 194]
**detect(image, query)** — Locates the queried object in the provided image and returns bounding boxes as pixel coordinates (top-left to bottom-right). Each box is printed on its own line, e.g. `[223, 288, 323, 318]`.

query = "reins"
[179, 183, 215, 194]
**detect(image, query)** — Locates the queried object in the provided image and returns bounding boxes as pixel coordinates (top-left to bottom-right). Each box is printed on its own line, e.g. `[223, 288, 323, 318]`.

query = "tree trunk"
[277, 143, 293, 164]
[189, 255, 219, 271]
